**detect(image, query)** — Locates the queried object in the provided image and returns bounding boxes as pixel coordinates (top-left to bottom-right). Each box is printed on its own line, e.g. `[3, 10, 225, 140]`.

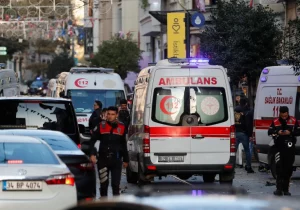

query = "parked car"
[0, 129, 96, 201]
[0, 96, 86, 152]
[0, 135, 77, 210]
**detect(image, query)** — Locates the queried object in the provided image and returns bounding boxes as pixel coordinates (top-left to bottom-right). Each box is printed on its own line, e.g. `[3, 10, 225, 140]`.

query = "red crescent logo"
[160, 96, 178, 115]
[74, 78, 88, 88]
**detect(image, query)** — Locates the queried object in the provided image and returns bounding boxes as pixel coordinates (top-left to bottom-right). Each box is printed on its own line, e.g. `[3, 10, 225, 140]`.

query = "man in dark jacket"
[89, 100, 102, 133]
[118, 99, 130, 133]
[89, 106, 129, 197]
[268, 106, 300, 196]
[234, 98, 254, 173]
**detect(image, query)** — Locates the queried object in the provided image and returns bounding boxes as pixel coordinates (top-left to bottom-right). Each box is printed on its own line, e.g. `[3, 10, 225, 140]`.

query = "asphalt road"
[95, 163, 300, 198]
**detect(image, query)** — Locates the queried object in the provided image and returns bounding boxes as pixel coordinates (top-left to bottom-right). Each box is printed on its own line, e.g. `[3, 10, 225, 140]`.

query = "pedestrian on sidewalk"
[234, 98, 254, 173]
[268, 106, 300, 196]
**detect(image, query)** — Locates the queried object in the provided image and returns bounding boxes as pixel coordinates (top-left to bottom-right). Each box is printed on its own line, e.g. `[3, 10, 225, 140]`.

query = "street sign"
[191, 12, 205, 28]
[0, 51, 7, 55]
[0, 47, 7, 51]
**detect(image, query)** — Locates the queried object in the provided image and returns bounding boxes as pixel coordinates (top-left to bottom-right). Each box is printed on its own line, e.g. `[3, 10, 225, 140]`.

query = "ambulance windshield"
[152, 87, 228, 126]
[67, 89, 125, 113]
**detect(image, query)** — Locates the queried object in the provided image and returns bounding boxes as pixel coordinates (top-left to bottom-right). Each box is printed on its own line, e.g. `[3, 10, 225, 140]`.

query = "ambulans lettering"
[77, 117, 89, 122]
[158, 77, 217, 86]
[264, 96, 293, 104]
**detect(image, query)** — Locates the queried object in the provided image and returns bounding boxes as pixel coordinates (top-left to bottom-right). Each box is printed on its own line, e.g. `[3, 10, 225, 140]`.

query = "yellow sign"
[167, 13, 186, 58]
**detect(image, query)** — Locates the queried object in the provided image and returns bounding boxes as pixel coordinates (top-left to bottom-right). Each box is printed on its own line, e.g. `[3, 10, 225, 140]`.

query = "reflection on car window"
[38, 135, 79, 151]
[0, 101, 76, 134]
[68, 89, 125, 113]
[0, 142, 59, 164]
[152, 87, 228, 126]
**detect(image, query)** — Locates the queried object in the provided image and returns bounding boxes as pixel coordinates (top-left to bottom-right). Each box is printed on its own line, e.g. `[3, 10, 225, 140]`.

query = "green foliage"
[47, 52, 74, 79]
[0, 38, 29, 59]
[282, 18, 300, 75]
[199, 0, 282, 83]
[91, 33, 143, 79]
[140, 0, 150, 10]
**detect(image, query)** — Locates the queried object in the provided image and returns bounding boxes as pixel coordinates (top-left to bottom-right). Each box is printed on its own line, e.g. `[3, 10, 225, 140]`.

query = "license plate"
[2, 181, 43, 191]
[158, 156, 184, 162]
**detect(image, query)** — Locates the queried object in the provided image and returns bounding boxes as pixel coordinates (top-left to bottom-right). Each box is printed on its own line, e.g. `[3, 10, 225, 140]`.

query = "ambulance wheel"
[219, 172, 234, 185]
[126, 166, 138, 184]
[137, 161, 151, 187]
[270, 156, 277, 179]
[203, 174, 216, 183]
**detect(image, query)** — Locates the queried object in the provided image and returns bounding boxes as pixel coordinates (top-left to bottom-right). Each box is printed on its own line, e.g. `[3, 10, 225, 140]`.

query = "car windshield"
[0, 142, 59, 164]
[67, 89, 125, 113]
[152, 87, 228, 126]
[0, 100, 76, 134]
[32, 135, 79, 151]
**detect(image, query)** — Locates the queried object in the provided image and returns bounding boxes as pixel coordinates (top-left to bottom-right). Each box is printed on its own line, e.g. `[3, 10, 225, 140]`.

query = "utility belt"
[98, 150, 120, 159]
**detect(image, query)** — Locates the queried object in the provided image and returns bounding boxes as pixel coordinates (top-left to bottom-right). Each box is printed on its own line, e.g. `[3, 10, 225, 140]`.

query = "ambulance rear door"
[149, 67, 192, 165]
[189, 67, 233, 165]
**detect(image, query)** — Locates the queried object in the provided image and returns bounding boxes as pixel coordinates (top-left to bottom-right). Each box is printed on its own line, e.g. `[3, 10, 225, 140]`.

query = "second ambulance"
[126, 58, 236, 185]
[254, 66, 300, 178]
[56, 67, 127, 136]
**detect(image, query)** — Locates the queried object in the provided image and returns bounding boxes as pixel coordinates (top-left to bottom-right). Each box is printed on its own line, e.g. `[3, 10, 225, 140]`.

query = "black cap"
[279, 106, 289, 113]
[120, 99, 127, 105]
[95, 100, 102, 109]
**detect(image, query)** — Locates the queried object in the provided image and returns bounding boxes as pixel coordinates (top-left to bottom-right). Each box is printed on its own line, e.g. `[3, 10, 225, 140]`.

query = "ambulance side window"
[295, 87, 300, 119]
[132, 88, 145, 125]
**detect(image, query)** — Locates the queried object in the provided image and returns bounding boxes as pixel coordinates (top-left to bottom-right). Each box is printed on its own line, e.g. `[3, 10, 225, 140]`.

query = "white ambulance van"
[59, 67, 127, 136]
[126, 58, 236, 185]
[47, 78, 57, 97]
[0, 69, 20, 96]
[254, 66, 300, 178]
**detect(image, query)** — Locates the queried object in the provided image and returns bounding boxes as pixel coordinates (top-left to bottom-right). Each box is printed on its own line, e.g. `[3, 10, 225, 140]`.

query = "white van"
[254, 66, 300, 178]
[126, 58, 236, 185]
[47, 78, 57, 97]
[58, 67, 127, 135]
[0, 69, 20, 96]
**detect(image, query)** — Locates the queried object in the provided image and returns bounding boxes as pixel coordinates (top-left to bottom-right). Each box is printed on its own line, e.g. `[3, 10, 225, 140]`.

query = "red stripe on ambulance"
[149, 126, 231, 138]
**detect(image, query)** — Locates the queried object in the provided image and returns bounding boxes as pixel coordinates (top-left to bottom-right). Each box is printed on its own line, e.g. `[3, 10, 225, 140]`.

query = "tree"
[0, 37, 29, 59]
[282, 17, 300, 75]
[199, 0, 282, 84]
[47, 52, 74, 79]
[91, 33, 143, 79]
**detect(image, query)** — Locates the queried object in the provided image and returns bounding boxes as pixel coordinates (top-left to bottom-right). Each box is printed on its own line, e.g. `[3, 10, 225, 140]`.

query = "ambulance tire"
[219, 173, 234, 185]
[203, 174, 216, 183]
[137, 160, 151, 187]
[126, 165, 138, 184]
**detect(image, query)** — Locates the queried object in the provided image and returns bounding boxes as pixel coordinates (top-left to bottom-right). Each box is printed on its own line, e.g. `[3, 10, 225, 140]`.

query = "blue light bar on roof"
[168, 58, 209, 64]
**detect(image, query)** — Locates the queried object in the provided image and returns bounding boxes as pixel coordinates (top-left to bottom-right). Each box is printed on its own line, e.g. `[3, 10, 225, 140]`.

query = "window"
[295, 87, 300, 119]
[152, 87, 228, 126]
[68, 89, 125, 113]
[32, 135, 79, 151]
[132, 88, 147, 125]
[0, 100, 76, 134]
[0, 142, 60, 164]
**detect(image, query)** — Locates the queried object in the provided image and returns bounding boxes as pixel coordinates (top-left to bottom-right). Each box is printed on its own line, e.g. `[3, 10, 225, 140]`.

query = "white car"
[0, 135, 77, 210]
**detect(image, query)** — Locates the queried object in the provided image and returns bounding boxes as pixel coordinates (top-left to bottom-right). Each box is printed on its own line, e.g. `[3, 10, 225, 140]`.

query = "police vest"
[99, 121, 125, 136]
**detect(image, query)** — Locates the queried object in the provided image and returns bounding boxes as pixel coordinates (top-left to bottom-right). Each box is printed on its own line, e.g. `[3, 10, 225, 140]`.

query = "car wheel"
[126, 165, 138, 184]
[203, 174, 216, 183]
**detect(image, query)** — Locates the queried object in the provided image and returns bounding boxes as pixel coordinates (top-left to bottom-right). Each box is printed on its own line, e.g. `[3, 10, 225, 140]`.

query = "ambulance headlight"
[262, 68, 269, 74]
[260, 76, 268, 82]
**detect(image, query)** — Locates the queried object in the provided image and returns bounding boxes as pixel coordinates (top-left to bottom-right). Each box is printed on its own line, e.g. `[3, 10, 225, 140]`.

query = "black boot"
[112, 185, 120, 196]
[283, 179, 291, 196]
[274, 179, 283, 196]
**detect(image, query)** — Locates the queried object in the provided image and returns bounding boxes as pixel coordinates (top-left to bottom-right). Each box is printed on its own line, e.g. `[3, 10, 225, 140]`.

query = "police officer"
[89, 106, 129, 197]
[268, 106, 300, 196]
